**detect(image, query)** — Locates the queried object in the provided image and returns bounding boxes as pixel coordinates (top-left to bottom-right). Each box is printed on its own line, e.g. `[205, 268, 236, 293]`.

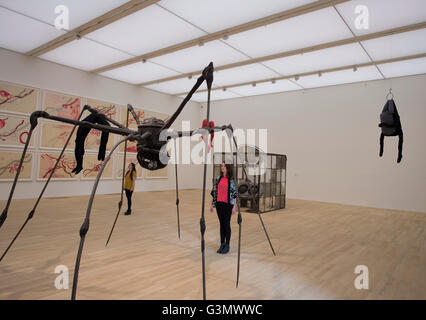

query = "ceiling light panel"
[181, 90, 242, 103]
[223, 7, 353, 58]
[361, 29, 426, 61]
[213, 64, 278, 87]
[100, 61, 180, 84]
[39, 38, 134, 71]
[263, 43, 371, 76]
[0, 0, 130, 30]
[377, 58, 426, 78]
[297, 66, 382, 88]
[87, 5, 206, 56]
[158, 0, 317, 33]
[231, 79, 300, 96]
[335, 0, 426, 36]
[149, 40, 248, 73]
[145, 77, 206, 95]
[0, 7, 65, 53]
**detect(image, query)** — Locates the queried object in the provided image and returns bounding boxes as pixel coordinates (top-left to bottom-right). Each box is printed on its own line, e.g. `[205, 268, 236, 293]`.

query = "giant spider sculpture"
[0, 62, 275, 300]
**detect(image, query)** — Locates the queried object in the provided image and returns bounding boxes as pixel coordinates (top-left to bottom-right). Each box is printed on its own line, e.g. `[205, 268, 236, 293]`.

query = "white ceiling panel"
[263, 43, 371, 76]
[87, 5, 206, 56]
[377, 58, 426, 78]
[182, 90, 242, 103]
[145, 77, 206, 95]
[335, 0, 426, 36]
[213, 64, 278, 87]
[231, 79, 300, 96]
[149, 40, 248, 73]
[224, 7, 353, 58]
[0, 0, 130, 30]
[158, 0, 317, 33]
[0, 7, 65, 53]
[361, 29, 426, 61]
[40, 38, 133, 71]
[100, 61, 180, 84]
[297, 66, 382, 88]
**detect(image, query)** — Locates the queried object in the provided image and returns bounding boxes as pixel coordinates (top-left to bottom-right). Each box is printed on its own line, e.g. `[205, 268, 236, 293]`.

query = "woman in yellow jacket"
[124, 163, 136, 215]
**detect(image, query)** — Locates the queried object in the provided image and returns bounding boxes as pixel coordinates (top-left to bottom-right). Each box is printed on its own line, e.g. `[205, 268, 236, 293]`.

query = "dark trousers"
[216, 202, 232, 245]
[125, 189, 133, 211]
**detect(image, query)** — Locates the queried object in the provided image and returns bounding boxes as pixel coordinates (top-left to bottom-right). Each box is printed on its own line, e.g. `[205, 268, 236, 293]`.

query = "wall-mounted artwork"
[0, 113, 32, 147]
[115, 155, 143, 179]
[143, 167, 168, 179]
[0, 81, 38, 115]
[38, 152, 77, 180]
[43, 91, 80, 120]
[40, 121, 76, 150]
[0, 151, 32, 180]
[86, 99, 119, 120]
[81, 154, 113, 179]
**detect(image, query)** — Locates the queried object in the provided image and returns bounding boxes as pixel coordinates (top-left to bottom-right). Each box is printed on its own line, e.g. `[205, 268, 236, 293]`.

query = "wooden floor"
[0, 189, 425, 300]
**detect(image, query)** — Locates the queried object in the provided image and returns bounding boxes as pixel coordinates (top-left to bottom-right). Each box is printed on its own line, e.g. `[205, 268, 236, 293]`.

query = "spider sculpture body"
[0, 62, 275, 300]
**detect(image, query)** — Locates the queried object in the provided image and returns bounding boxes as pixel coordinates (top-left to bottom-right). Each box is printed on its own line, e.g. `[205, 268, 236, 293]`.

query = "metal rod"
[174, 140, 181, 239]
[105, 107, 130, 246]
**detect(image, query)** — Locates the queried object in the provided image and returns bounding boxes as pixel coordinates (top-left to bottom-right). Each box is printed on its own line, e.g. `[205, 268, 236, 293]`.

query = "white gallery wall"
[203, 73, 426, 213]
[0, 48, 204, 200]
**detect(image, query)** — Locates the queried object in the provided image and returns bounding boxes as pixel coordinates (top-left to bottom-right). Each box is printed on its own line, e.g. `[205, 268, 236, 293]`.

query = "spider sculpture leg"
[0, 112, 38, 229]
[174, 139, 181, 239]
[105, 106, 130, 247]
[0, 105, 90, 262]
[71, 132, 143, 300]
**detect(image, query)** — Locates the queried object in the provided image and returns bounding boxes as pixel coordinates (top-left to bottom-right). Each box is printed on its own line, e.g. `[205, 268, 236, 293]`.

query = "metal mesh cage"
[212, 151, 287, 213]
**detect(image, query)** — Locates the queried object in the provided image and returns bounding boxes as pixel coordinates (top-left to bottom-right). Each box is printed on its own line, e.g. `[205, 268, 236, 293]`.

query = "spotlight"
[141, 58, 147, 63]
[353, 66, 358, 72]
[188, 74, 192, 80]
[295, 75, 299, 81]
[222, 33, 229, 40]
[223, 88, 227, 92]
[271, 79, 276, 84]
[75, 33, 82, 40]
[252, 83, 256, 87]
[198, 41, 204, 47]
[318, 71, 322, 77]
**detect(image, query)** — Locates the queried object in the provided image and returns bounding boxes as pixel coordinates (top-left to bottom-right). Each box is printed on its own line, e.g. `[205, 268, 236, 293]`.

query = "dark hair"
[126, 162, 136, 181]
[220, 161, 233, 179]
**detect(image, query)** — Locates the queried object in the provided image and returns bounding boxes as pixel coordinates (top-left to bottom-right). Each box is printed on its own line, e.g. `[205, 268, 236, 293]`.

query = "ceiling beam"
[26, 0, 160, 57]
[141, 21, 426, 86]
[92, 0, 351, 74]
[174, 53, 426, 96]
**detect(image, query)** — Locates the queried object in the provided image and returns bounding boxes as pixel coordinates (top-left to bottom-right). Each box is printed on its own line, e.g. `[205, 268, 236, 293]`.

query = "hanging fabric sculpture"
[72, 112, 110, 174]
[379, 98, 403, 163]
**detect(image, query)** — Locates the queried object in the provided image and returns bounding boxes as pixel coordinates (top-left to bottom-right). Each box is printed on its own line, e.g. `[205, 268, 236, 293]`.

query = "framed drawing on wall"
[42, 90, 80, 120]
[38, 152, 78, 180]
[0, 151, 33, 181]
[80, 154, 113, 180]
[143, 167, 168, 179]
[0, 113, 33, 148]
[0, 81, 38, 115]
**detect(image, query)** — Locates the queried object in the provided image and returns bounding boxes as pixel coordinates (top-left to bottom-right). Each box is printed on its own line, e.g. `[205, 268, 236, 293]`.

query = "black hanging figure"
[379, 96, 403, 163]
